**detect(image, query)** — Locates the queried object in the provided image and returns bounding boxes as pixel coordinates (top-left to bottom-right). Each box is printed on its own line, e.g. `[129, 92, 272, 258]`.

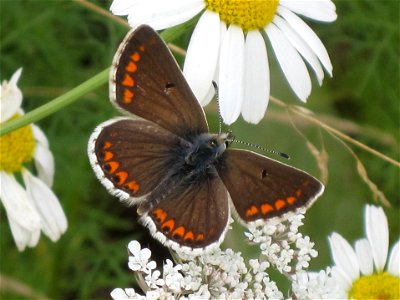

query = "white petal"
[242, 30, 269, 124]
[32, 124, 49, 148]
[278, 6, 333, 76]
[146, 260, 157, 270]
[388, 240, 399, 276]
[9, 68, 23, 86]
[365, 205, 389, 272]
[0, 171, 41, 231]
[355, 238, 373, 275]
[8, 217, 40, 251]
[328, 233, 360, 283]
[128, 240, 141, 256]
[201, 84, 216, 108]
[111, 288, 130, 300]
[33, 140, 55, 187]
[0, 171, 42, 251]
[197, 22, 228, 108]
[183, 10, 221, 106]
[265, 23, 311, 101]
[219, 20, 227, 45]
[0, 68, 23, 122]
[331, 265, 351, 291]
[110, 0, 142, 16]
[27, 227, 41, 247]
[32, 124, 54, 187]
[273, 15, 324, 85]
[140, 248, 152, 261]
[218, 24, 245, 125]
[279, 0, 337, 22]
[22, 169, 67, 242]
[127, 0, 204, 30]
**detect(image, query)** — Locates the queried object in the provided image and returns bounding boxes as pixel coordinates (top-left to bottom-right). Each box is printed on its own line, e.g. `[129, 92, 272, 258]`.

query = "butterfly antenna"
[232, 138, 290, 160]
[212, 81, 223, 134]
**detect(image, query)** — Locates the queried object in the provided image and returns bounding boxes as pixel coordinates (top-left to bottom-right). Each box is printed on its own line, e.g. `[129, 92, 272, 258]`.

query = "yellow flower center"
[0, 114, 35, 173]
[205, 0, 279, 31]
[348, 272, 400, 300]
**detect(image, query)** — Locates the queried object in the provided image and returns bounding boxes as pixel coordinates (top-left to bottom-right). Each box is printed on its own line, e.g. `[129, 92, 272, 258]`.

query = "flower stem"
[0, 68, 109, 137]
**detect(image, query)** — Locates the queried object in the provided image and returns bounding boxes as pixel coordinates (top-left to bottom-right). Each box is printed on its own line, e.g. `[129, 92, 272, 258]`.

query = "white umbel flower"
[111, 210, 322, 299]
[110, 0, 336, 124]
[0, 68, 67, 251]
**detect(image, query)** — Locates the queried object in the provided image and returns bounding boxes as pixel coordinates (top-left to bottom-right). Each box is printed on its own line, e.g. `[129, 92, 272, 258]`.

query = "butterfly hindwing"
[110, 25, 208, 138]
[140, 170, 229, 251]
[88, 118, 188, 204]
[88, 25, 326, 253]
[218, 149, 324, 223]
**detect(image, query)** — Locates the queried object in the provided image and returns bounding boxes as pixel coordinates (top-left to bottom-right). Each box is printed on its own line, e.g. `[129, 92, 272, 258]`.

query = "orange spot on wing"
[139, 45, 145, 52]
[125, 61, 137, 73]
[122, 74, 135, 87]
[196, 233, 204, 242]
[303, 180, 310, 187]
[114, 171, 128, 185]
[125, 180, 139, 193]
[246, 205, 259, 217]
[103, 151, 113, 161]
[172, 226, 185, 238]
[261, 203, 274, 215]
[162, 219, 175, 232]
[287, 196, 296, 205]
[123, 89, 134, 104]
[131, 52, 140, 62]
[183, 231, 194, 241]
[296, 189, 302, 197]
[103, 141, 112, 149]
[275, 199, 286, 210]
[105, 161, 119, 174]
[153, 208, 167, 223]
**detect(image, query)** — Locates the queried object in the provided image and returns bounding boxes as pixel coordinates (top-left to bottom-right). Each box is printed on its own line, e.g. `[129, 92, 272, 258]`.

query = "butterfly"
[88, 25, 324, 254]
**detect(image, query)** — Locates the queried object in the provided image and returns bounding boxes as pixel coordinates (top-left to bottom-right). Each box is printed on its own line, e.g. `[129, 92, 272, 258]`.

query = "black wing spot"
[164, 82, 175, 93]
[261, 169, 267, 178]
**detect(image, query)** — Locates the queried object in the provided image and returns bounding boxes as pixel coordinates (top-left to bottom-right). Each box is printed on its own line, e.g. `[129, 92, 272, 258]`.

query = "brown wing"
[110, 25, 208, 138]
[140, 170, 229, 251]
[88, 118, 187, 204]
[217, 149, 324, 223]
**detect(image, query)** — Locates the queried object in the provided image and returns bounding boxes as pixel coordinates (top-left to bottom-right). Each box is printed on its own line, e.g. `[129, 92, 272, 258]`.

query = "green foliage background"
[0, 1, 399, 299]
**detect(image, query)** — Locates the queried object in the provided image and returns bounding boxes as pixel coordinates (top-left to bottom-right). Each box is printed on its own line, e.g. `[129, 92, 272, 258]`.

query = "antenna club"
[280, 153, 290, 160]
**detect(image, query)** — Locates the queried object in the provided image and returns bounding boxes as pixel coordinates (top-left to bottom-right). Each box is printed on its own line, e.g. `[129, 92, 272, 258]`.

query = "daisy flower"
[110, 0, 337, 124]
[328, 205, 399, 299]
[0, 68, 67, 251]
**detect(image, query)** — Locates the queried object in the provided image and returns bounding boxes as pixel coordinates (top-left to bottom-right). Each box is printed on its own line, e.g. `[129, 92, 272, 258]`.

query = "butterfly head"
[184, 132, 233, 168]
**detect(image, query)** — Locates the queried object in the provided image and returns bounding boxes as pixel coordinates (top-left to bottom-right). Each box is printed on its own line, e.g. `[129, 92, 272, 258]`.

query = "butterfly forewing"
[89, 118, 187, 203]
[89, 24, 326, 254]
[218, 149, 324, 223]
[141, 170, 229, 250]
[110, 25, 208, 138]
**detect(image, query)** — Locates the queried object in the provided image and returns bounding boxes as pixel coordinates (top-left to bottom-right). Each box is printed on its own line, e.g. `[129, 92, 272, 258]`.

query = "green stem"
[0, 68, 109, 136]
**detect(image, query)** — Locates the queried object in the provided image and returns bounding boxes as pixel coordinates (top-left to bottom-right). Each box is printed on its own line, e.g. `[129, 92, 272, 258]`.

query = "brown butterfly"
[88, 25, 324, 254]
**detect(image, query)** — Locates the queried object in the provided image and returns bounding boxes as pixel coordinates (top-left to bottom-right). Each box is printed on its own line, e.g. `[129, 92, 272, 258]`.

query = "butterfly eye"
[209, 140, 217, 147]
